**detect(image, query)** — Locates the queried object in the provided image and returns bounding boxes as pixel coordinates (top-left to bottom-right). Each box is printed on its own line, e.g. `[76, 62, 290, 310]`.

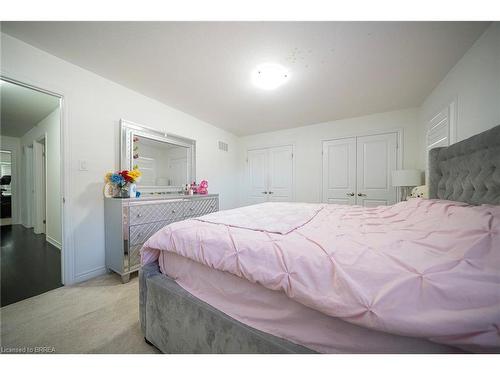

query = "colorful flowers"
[111, 173, 125, 185]
[104, 167, 142, 198]
[127, 169, 142, 181]
[105, 167, 142, 187]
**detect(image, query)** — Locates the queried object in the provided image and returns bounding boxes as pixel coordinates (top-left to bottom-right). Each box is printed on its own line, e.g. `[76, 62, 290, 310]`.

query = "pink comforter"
[141, 199, 500, 351]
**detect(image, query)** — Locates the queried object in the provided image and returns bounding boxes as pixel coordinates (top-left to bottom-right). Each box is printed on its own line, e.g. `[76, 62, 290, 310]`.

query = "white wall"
[1, 32, 240, 283]
[238, 108, 420, 206]
[418, 22, 500, 169]
[0, 136, 21, 224]
[20, 108, 62, 248]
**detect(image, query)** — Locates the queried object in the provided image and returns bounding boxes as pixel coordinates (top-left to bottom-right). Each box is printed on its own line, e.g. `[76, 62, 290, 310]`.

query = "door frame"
[0, 74, 72, 285]
[23, 145, 34, 228]
[321, 129, 404, 203]
[33, 134, 47, 235]
[246, 143, 295, 203]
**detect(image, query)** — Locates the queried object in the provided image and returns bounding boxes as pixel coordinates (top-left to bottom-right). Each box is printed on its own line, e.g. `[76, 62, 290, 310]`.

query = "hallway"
[1, 224, 62, 306]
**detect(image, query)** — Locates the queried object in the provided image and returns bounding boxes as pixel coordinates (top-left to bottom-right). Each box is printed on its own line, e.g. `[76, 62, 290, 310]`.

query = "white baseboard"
[46, 235, 62, 250]
[74, 266, 107, 284]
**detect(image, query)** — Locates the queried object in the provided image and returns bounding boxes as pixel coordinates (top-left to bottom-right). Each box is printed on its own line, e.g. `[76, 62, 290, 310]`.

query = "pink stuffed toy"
[196, 180, 208, 195]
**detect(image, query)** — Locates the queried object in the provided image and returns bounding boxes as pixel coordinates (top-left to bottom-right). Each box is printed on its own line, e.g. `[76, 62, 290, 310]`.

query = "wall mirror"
[120, 119, 196, 193]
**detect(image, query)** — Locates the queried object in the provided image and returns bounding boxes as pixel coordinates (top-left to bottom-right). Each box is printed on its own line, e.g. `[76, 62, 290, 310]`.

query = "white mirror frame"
[120, 119, 196, 193]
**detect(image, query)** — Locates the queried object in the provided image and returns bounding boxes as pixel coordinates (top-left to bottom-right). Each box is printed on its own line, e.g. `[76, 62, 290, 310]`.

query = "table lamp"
[392, 169, 422, 201]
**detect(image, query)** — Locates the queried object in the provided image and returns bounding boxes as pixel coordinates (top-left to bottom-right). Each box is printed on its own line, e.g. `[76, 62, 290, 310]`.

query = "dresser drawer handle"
[189, 207, 194, 211]
[136, 213, 143, 218]
[171, 210, 176, 214]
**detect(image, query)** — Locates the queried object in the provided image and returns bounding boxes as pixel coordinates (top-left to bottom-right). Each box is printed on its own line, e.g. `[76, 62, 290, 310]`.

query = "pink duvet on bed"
[141, 199, 500, 351]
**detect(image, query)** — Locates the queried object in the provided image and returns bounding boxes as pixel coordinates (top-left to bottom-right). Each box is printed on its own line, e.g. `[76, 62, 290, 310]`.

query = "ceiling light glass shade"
[251, 63, 289, 90]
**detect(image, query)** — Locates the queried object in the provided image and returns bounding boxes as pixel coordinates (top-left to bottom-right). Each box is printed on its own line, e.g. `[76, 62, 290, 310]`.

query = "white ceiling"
[1, 22, 490, 136]
[1, 80, 60, 137]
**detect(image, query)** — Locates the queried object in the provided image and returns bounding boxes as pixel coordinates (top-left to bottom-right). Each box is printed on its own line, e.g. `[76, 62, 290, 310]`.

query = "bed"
[139, 124, 500, 353]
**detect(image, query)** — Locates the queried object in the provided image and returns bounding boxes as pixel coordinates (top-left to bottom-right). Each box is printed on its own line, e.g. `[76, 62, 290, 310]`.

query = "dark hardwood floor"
[1, 224, 62, 307]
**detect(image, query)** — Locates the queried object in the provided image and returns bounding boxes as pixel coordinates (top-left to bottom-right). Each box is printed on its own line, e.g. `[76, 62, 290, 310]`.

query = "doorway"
[0, 150, 13, 226]
[0, 78, 63, 306]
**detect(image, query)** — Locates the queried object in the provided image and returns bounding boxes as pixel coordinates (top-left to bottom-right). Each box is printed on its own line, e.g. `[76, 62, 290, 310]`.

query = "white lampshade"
[391, 169, 422, 187]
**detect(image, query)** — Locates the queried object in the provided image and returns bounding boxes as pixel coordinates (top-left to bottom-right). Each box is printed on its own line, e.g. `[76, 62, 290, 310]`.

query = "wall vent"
[218, 141, 229, 152]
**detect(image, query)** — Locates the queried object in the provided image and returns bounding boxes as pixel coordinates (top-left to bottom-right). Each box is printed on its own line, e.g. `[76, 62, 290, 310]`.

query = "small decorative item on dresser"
[190, 181, 198, 194]
[196, 180, 208, 194]
[129, 183, 138, 198]
[103, 182, 118, 198]
[104, 167, 142, 198]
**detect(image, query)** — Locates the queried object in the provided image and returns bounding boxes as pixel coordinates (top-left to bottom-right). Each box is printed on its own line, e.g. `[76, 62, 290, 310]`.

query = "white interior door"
[247, 148, 269, 204]
[267, 145, 293, 202]
[356, 133, 398, 207]
[322, 138, 357, 205]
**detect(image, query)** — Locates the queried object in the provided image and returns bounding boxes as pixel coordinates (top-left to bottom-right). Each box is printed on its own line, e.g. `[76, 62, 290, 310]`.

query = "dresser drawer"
[129, 220, 172, 246]
[129, 200, 185, 225]
[184, 197, 218, 218]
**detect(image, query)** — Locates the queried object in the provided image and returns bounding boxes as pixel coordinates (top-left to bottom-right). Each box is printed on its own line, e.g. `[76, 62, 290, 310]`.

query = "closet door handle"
[268, 191, 274, 194]
[357, 193, 367, 197]
[346, 192, 355, 197]
[262, 191, 268, 194]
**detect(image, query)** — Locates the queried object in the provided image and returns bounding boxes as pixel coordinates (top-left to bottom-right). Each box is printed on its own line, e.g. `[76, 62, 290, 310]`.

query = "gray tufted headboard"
[428, 124, 500, 205]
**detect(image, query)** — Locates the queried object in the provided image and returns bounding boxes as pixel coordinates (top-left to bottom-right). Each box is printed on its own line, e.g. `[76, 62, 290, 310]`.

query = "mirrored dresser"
[105, 119, 218, 282]
[105, 194, 219, 283]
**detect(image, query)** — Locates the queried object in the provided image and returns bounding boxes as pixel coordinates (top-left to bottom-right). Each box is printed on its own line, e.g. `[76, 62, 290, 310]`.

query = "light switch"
[79, 160, 88, 171]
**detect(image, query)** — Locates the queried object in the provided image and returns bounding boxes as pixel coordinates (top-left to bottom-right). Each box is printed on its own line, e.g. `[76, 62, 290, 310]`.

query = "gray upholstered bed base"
[139, 261, 315, 353]
[429, 124, 500, 205]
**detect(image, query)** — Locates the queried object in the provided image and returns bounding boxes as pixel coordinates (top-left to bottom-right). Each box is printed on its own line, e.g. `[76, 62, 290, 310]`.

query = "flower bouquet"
[104, 167, 142, 198]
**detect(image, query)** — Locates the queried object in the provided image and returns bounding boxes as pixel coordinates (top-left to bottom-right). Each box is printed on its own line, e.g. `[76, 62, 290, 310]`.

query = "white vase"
[129, 183, 137, 198]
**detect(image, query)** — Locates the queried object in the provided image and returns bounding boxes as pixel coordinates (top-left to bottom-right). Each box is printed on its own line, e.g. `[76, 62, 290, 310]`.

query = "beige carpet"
[0, 273, 159, 354]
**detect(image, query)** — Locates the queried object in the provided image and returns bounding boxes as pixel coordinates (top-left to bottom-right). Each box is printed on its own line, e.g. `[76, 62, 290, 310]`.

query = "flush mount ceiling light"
[251, 63, 289, 90]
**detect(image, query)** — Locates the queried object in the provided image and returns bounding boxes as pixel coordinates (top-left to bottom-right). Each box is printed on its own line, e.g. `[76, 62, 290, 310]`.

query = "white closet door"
[322, 138, 357, 205]
[356, 133, 397, 207]
[247, 148, 269, 204]
[267, 145, 293, 202]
